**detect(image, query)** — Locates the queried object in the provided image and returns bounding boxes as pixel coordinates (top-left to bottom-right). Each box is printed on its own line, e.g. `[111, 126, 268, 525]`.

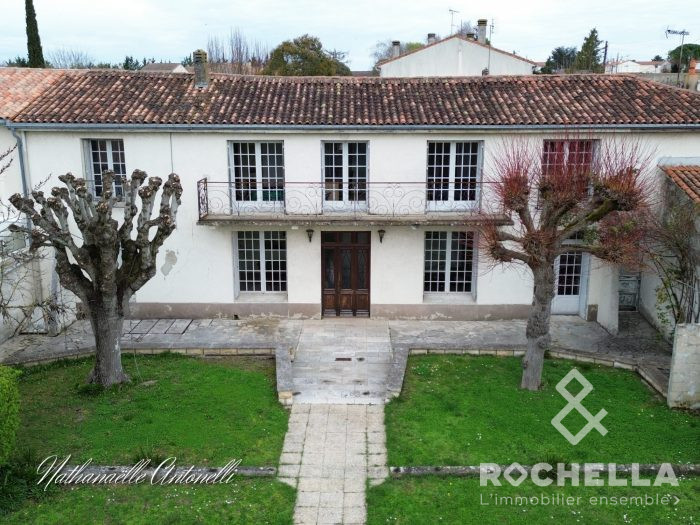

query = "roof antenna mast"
[449, 9, 459, 35]
[665, 27, 690, 87]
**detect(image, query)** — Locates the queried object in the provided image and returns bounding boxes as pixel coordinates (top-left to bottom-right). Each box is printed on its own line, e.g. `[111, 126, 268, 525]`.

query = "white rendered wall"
[11, 129, 700, 319]
[379, 38, 534, 77]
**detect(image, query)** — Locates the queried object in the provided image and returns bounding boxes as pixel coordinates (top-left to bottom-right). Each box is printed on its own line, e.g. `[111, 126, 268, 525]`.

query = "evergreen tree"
[25, 0, 45, 68]
[263, 35, 350, 76]
[574, 28, 603, 72]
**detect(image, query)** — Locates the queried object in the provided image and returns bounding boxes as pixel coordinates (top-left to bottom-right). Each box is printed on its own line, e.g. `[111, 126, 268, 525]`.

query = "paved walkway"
[279, 404, 388, 525]
[291, 320, 392, 404]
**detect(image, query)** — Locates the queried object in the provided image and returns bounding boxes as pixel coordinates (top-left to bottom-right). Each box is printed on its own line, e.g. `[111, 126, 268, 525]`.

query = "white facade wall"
[9, 129, 700, 322]
[379, 38, 534, 77]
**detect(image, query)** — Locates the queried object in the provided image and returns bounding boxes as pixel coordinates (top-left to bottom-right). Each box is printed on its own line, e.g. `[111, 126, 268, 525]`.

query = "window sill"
[423, 292, 476, 305]
[237, 292, 288, 303]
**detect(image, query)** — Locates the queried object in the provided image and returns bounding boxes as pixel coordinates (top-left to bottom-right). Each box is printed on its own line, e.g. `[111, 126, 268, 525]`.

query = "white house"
[1, 62, 699, 338]
[605, 60, 669, 74]
[378, 21, 536, 77]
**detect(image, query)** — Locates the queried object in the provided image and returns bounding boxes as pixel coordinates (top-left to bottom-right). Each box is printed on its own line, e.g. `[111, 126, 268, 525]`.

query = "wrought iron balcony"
[196, 179, 506, 226]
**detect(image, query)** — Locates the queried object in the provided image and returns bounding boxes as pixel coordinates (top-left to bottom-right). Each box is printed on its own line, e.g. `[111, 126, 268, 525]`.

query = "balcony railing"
[197, 179, 498, 222]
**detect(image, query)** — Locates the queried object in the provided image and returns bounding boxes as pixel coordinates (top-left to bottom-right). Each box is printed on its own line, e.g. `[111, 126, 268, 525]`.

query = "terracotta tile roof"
[0, 67, 78, 119]
[661, 166, 700, 203]
[377, 35, 538, 67]
[3, 69, 700, 127]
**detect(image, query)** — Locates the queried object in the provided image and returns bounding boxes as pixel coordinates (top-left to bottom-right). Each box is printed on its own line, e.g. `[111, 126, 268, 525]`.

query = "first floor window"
[86, 139, 125, 197]
[229, 142, 285, 202]
[424, 231, 475, 292]
[542, 140, 594, 175]
[236, 231, 287, 292]
[323, 142, 368, 204]
[427, 141, 481, 205]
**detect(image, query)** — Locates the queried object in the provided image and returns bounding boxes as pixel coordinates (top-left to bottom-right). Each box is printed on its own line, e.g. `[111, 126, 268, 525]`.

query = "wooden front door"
[322, 231, 370, 317]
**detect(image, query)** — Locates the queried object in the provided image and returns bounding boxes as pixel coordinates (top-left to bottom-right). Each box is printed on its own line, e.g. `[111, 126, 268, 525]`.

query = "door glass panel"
[356, 232, 370, 244]
[324, 249, 335, 289]
[357, 250, 367, 289]
[340, 232, 352, 243]
[322, 231, 335, 243]
[341, 249, 352, 288]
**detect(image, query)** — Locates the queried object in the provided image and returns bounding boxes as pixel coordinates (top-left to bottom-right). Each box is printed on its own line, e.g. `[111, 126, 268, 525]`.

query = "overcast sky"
[1, 0, 698, 70]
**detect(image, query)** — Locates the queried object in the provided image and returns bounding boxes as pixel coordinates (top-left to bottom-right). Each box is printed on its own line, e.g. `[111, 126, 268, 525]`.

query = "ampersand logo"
[551, 368, 608, 445]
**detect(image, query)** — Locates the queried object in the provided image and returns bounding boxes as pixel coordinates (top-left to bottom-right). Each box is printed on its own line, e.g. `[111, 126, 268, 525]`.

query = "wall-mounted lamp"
[306, 229, 314, 243]
[378, 229, 386, 243]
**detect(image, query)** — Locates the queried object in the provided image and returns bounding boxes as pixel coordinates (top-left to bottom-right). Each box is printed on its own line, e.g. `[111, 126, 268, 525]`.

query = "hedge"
[0, 366, 20, 466]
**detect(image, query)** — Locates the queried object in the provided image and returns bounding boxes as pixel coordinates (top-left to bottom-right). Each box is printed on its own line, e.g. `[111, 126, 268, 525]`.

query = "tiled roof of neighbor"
[661, 166, 700, 203]
[377, 35, 538, 66]
[0, 67, 74, 119]
[2, 68, 700, 127]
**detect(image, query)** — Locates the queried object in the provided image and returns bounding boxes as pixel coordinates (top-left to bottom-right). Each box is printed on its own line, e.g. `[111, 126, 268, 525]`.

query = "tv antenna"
[666, 27, 690, 86]
[449, 8, 459, 35]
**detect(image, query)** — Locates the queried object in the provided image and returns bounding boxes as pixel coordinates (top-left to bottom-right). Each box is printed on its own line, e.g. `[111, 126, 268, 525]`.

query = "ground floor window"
[423, 231, 475, 292]
[236, 231, 287, 292]
[556, 251, 582, 296]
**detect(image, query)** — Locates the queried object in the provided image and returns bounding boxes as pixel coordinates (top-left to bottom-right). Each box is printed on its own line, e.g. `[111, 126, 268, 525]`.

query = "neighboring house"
[0, 67, 69, 341]
[1, 62, 699, 335]
[377, 26, 536, 77]
[140, 63, 189, 73]
[606, 60, 669, 74]
[638, 163, 700, 335]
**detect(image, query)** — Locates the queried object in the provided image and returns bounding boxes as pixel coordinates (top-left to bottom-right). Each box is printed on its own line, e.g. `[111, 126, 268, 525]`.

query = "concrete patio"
[0, 313, 672, 400]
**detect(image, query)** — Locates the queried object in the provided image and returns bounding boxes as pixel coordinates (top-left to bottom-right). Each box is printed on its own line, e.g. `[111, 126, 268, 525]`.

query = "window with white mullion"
[230, 142, 285, 204]
[427, 141, 480, 210]
[86, 139, 125, 198]
[236, 231, 287, 293]
[323, 142, 368, 207]
[423, 231, 475, 293]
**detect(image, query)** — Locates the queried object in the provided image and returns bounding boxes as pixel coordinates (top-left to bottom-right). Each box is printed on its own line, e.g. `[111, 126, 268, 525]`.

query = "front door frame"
[321, 231, 371, 317]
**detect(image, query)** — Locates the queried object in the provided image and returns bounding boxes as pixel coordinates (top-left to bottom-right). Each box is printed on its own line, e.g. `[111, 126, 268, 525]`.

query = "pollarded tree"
[482, 137, 650, 390]
[10, 170, 182, 387]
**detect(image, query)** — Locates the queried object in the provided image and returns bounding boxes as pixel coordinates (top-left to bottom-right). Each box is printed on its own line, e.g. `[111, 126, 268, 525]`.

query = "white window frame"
[426, 141, 483, 212]
[233, 231, 287, 296]
[423, 230, 477, 298]
[82, 138, 126, 198]
[227, 141, 285, 210]
[321, 141, 369, 211]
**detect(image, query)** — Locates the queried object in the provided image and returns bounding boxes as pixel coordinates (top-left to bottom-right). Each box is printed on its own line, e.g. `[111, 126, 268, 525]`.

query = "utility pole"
[666, 27, 690, 86]
[449, 8, 459, 35]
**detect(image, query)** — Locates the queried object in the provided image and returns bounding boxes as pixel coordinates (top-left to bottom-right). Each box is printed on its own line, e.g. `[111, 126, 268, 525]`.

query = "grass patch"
[14, 354, 288, 466]
[3, 479, 295, 525]
[386, 356, 699, 465]
[367, 476, 699, 524]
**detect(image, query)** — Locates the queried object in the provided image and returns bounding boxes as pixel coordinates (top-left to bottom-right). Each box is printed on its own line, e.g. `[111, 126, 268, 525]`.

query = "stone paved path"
[291, 319, 392, 404]
[279, 404, 388, 525]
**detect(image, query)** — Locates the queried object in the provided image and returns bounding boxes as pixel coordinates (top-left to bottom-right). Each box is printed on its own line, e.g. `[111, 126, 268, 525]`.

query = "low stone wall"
[9, 346, 276, 367]
[668, 324, 700, 409]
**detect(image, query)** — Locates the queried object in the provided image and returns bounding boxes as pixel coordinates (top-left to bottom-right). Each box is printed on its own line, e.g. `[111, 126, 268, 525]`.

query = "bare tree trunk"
[521, 264, 555, 390]
[86, 296, 129, 387]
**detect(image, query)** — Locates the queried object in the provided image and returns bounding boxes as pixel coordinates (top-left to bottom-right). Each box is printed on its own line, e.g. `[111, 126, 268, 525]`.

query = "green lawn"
[3, 479, 295, 525]
[386, 356, 699, 465]
[15, 354, 288, 465]
[367, 476, 700, 525]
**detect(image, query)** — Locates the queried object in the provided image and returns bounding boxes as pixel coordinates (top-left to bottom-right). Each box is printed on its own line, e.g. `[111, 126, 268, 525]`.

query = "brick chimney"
[477, 19, 487, 44]
[193, 49, 209, 88]
[391, 41, 401, 58]
[427, 33, 437, 44]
